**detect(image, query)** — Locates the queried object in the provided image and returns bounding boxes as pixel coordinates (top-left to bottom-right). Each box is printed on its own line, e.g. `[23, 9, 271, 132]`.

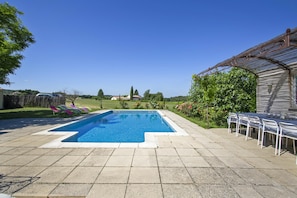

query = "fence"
[3, 95, 66, 109]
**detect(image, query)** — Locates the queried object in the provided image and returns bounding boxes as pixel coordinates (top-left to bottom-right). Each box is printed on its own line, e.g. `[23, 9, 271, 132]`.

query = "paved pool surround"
[0, 110, 297, 197]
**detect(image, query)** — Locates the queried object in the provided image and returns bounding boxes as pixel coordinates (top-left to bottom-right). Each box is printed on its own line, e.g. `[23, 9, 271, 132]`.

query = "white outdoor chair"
[247, 115, 262, 144]
[237, 114, 249, 137]
[261, 118, 279, 155]
[278, 122, 297, 156]
[227, 113, 238, 134]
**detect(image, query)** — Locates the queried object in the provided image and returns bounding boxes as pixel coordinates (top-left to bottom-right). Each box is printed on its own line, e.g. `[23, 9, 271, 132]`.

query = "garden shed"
[198, 28, 297, 114]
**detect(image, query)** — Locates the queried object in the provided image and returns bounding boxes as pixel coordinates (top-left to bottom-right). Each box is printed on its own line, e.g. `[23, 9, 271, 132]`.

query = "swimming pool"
[50, 110, 175, 143]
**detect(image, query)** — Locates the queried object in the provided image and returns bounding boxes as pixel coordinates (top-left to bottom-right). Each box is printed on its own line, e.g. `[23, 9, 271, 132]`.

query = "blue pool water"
[51, 110, 175, 143]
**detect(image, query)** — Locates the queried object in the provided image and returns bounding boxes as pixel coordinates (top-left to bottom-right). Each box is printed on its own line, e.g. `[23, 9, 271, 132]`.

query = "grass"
[70, 98, 179, 110]
[0, 99, 181, 120]
[0, 98, 222, 128]
[171, 108, 223, 128]
[0, 107, 55, 119]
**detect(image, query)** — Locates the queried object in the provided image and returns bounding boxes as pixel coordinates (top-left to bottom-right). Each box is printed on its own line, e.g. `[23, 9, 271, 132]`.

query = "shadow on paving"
[0, 117, 86, 130]
[0, 174, 39, 194]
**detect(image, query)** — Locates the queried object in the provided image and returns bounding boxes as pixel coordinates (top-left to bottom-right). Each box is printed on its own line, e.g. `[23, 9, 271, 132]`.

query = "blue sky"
[1, 0, 297, 97]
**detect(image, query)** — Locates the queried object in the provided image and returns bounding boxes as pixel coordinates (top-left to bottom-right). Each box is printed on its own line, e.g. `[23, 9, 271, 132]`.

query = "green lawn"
[0, 107, 55, 119]
[0, 99, 181, 120]
[69, 98, 179, 110]
[0, 99, 223, 128]
[170, 108, 223, 129]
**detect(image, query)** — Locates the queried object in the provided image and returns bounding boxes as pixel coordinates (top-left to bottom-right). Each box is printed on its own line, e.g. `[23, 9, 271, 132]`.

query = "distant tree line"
[142, 89, 164, 101]
[165, 96, 188, 102]
[4, 87, 188, 104]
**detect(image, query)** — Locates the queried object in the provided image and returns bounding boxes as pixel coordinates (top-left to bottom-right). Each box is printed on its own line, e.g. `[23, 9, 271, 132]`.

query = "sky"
[1, 0, 297, 97]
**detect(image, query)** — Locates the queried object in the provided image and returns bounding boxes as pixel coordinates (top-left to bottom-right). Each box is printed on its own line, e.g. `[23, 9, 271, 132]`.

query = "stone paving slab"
[159, 167, 193, 184]
[63, 167, 102, 183]
[87, 184, 126, 198]
[0, 110, 296, 197]
[49, 183, 92, 197]
[11, 183, 57, 198]
[162, 184, 202, 198]
[131, 155, 158, 166]
[125, 184, 163, 198]
[96, 167, 130, 184]
[129, 167, 160, 183]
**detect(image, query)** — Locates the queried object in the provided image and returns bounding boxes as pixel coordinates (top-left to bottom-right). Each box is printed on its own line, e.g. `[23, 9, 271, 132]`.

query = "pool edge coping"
[34, 109, 189, 148]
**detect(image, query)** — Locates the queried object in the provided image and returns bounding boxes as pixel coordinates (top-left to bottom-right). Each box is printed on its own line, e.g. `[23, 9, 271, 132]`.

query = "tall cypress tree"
[130, 86, 133, 101]
[97, 89, 104, 108]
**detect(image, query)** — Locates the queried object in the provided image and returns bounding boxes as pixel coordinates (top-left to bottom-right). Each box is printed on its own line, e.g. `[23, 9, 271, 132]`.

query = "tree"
[64, 90, 80, 106]
[189, 67, 256, 126]
[143, 89, 150, 100]
[192, 74, 217, 128]
[134, 89, 139, 96]
[155, 92, 164, 101]
[130, 86, 134, 101]
[97, 89, 104, 109]
[214, 68, 256, 113]
[0, 3, 35, 84]
[18, 89, 39, 95]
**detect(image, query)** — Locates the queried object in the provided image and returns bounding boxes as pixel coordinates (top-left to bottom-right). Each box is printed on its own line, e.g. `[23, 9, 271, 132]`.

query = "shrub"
[134, 102, 143, 109]
[119, 100, 129, 109]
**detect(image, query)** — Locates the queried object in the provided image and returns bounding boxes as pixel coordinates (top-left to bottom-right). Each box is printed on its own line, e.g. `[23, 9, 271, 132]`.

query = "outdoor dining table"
[236, 112, 297, 157]
[242, 112, 297, 125]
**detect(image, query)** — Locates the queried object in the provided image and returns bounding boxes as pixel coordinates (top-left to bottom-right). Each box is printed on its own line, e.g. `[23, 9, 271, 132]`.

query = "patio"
[1, 110, 297, 198]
